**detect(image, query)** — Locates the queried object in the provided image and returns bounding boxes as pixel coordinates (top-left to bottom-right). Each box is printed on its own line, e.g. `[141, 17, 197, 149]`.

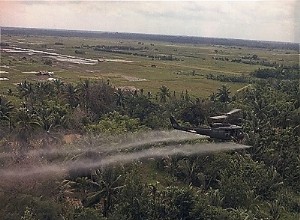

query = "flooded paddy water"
[2, 46, 134, 65]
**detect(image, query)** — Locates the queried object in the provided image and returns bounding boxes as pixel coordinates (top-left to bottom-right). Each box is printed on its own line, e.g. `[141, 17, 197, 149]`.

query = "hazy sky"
[0, 0, 299, 43]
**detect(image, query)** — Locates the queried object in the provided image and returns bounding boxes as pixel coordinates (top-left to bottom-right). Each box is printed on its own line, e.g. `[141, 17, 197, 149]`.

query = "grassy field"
[1, 34, 299, 97]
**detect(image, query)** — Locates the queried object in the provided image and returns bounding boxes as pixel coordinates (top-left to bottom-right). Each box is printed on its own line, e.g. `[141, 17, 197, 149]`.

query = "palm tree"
[0, 96, 14, 121]
[0, 96, 14, 130]
[64, 83, 79, 108]
[177, 158, 199, 185]
[185, 90, 190, 102]
[14, 107, 42, 142]
[114, 88, 125, 108]
[77, 79, 90, 111]
[140, 88, 144, 96]
[216, 85, 231, 103]
[17, 81, 34, 102]
[65, 168, 124, 217]
[85, 169, 124, 217]
[38, 106, 55, 132]
[158, 85, 170, 103]
[35, 101, 68, 132]
[31, 81, 56, 104]
[53, 79, 64, 97]
[210, 92, 216, 102]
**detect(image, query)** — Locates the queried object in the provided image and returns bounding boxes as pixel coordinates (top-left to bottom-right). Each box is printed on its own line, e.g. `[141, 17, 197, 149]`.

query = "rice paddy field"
[1, 32, 299, 97]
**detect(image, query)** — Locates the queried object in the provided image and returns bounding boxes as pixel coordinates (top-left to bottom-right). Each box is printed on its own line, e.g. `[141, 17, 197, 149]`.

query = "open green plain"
[1, 34, 299, 97]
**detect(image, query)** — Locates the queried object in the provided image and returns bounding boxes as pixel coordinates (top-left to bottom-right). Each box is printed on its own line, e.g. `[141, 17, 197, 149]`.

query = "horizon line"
[1, 25, 299, 45]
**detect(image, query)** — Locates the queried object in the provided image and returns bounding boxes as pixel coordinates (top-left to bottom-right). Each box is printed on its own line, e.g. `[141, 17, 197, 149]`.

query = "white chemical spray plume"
[0, 130, 251, 178]
[0, 130, 204, 159]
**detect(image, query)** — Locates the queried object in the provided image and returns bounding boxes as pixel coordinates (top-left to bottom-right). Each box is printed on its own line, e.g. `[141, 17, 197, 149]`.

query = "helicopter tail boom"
[170, 116, 181, 129]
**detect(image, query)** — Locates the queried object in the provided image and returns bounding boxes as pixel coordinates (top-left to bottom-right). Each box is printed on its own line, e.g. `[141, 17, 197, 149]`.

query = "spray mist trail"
[69, 142, 251, 171]
[0, 130, 206, 178]
[0, 130, 205, 159]
[0, 140, 251, 178]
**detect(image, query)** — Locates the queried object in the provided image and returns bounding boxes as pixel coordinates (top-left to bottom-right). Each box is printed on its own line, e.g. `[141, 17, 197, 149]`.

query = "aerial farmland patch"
[1, 29, 298, 97]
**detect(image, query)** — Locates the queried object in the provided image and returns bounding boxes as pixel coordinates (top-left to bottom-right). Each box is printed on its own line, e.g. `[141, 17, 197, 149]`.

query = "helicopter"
[170, 109, 244, 141]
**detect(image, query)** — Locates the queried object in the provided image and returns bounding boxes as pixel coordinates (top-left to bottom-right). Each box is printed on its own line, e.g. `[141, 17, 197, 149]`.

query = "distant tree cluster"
[94, 45, 144, 51]
[251, 65, 300, 80]
[212, 54, 279, 68]
[93, 45, 180, 61]
[206, 73, 252, 83]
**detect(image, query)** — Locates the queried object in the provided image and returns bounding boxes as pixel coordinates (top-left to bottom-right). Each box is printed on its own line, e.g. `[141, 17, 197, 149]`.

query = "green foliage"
[73, 208, 105, 220]
[252, 65, 299, 80]
[1, 68, 299, 219]
[235, 81, 300, 191]
[1, 194, 64, 220]
[13, 106, 42, 141]
[65, 167, 125, 217]
[114, 165, 149, 219]
[0, 96, 14, 122]
[64, 83, 79, 108]
[124, 95, 161, 123]
[158, 85, 171, 103]
[218, 154, 283, 203]
[86, 82, 116, 118]
[34, 100, 70, 131]
[206, 73, 251, 83]
[21, 207, 37, 220]
[85, 111, 143, 134]
[162, 186, 195, 220]
[216, 84, 231, 103]
[43, 59, 53, 66]
[179, 102, 207, 126]
[277, 188, 300, 213]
